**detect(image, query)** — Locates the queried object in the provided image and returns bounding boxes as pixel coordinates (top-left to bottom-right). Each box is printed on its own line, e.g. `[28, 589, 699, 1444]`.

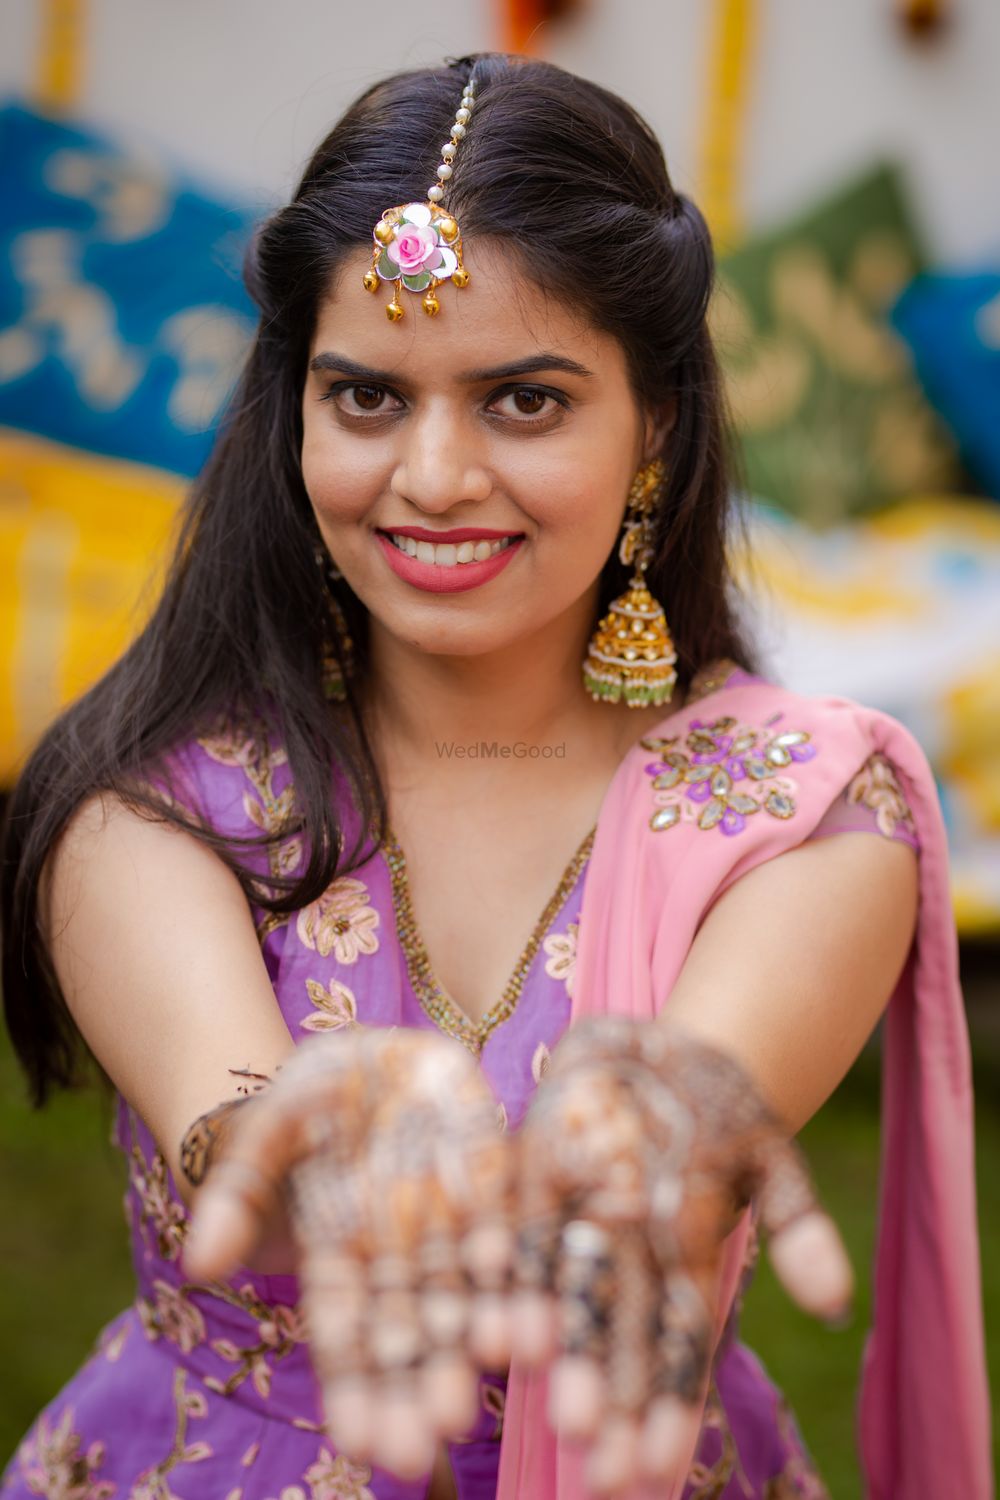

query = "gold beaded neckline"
[376, 660, 739, 1056]
[382, 822, 595, 1058]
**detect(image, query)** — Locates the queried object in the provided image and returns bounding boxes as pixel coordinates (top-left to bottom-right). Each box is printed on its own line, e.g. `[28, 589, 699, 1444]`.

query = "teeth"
[388, 534, 517, 567]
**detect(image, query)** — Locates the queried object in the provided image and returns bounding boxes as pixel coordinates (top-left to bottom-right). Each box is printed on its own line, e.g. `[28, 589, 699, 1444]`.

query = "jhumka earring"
[582, 458, 678, 708]
[314, 545, 354, 703]
[362, 72, 476, 321]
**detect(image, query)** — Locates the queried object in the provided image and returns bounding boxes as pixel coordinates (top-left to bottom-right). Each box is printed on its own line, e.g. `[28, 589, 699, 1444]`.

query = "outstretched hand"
[183, 1021, 852, 1496]
[509, 1017, 853, 1495]
[183, 1028, 515, 1480]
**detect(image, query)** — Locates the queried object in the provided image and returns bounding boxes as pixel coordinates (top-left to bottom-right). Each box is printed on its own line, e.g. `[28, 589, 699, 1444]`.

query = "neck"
[354, 598, 685, 778]
[361, 613, 599, 767]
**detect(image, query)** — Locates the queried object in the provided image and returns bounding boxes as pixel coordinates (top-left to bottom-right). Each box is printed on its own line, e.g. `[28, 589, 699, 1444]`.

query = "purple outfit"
[2, 681, 919, 1500]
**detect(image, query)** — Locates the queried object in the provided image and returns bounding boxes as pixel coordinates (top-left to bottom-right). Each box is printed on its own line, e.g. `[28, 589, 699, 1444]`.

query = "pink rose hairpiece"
[362, 75, 476, 321]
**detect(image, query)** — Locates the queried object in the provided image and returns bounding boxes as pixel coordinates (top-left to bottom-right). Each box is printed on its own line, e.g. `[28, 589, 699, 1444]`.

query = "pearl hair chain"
[364, 75, 477, 321]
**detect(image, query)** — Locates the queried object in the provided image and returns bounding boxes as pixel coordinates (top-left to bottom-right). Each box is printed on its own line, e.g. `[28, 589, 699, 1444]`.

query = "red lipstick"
[374, 530, 524, 594]
[378, 525, 524, 542]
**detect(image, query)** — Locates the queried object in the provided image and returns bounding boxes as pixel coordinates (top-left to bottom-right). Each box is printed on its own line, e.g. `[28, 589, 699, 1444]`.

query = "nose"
[389, 403, 492, 514]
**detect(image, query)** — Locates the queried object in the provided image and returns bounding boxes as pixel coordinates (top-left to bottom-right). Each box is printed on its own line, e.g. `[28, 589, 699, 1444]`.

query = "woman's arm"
[40, 793, 299, 1212]
[661, 829, 920, 1134]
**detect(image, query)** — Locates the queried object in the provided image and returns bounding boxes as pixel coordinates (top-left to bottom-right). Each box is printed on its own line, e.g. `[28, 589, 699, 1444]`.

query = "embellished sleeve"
[803, 751, 921, 852]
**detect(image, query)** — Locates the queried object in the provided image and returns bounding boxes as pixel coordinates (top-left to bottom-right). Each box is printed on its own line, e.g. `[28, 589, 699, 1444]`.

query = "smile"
[383, 532, 518, 568]
[374, 529, 525, 595]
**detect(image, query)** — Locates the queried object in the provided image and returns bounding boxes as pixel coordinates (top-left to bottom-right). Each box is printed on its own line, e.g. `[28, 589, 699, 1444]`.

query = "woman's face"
[301, 238, 668, 665]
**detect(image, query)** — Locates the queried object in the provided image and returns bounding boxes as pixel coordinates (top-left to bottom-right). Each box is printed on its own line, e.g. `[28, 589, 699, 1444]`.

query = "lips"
[376, 527, 524, 543]
[374, 528, 524, 594]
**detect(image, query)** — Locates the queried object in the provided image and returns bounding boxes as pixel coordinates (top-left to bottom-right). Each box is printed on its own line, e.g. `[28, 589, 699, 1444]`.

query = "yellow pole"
[698, 0, 758, 254]
[35, 0, 86, 113]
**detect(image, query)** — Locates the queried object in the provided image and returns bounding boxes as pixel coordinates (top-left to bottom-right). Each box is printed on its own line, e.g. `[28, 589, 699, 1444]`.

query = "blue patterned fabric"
[891, 269, 1000, 501]
[0, 102, 258, 477]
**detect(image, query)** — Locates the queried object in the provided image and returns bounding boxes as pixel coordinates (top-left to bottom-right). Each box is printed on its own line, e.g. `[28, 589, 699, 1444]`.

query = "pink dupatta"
[496, 677, 993, 1499]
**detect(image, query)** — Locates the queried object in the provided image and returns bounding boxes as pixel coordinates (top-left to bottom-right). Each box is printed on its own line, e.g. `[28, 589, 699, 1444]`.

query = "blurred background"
[0, 0, 996, 1493]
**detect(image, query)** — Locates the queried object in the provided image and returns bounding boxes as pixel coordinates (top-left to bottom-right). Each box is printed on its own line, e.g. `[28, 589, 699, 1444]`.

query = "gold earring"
[582, 458, 678, 708]
[314, 544, 354, 702]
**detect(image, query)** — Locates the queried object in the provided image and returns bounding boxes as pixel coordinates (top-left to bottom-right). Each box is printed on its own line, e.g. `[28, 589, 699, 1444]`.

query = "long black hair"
[2, 51, 760, 1105]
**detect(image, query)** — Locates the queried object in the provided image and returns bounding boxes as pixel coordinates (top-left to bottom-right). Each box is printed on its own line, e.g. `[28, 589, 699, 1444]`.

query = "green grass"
[0, 1041, 133, 1452]
[740, 1042, 1000, 1494]
[2, 1012, 997, 1492]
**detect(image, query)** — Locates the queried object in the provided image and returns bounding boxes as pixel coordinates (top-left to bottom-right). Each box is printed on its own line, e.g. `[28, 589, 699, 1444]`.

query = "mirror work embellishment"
[640, 713, 818, 835]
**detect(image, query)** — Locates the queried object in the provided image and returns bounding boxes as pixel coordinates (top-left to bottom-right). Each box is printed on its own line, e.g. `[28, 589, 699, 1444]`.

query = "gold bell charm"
[582, 458, 678, 708]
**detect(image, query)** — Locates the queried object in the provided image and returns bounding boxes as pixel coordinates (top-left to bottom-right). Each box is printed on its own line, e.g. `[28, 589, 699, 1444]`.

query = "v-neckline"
[382, 821, 595, 1057]
[377, 659, 742, 1057]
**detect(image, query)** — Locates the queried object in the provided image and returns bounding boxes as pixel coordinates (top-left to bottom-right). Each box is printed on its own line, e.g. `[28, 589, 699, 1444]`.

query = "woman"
[1, 51, 990, 1500]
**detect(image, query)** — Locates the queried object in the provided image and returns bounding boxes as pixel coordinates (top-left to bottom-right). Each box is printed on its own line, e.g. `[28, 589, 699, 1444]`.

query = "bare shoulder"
[41, 788, 235, 947]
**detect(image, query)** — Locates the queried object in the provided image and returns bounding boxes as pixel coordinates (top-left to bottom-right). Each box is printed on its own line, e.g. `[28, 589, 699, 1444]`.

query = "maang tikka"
[362, 73, 476, 321]
[582, 458, 678, 708]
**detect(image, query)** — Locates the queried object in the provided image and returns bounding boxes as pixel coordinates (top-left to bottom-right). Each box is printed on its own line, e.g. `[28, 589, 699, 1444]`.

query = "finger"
[369, 1253, 424, 1377]
[634, 1271, 712, 1484]
[184, 1046, 364, 1277]
[367, 1255, 442, 1480]
[549, 1354, 606, 1440]
[591, 1226, 658, 1495]
[549, 1219, 614, 1438]
[753, 1135, 854, 1321]
[768, 1209, 854, 1322]
[419, 1352, 480, 1439]
[510, 1155, 563, 1365]
[303, 1249, 376, 1462]
[322, 1375, 378, 1466]
[416, 1227, 480, 1437]
[371, 1379, 439, 1482]
[604, 1224, 656, 1416]
[510, 1285, 559, 1366]
[638, 1395, 704, 1485]
[652, 1268, 713, 1408]
[183, 1155, 282, 1279]
[462, 1218, 515, 1370]
[584, 1411, 641, 1497]
[418, 1225, 470, 1353]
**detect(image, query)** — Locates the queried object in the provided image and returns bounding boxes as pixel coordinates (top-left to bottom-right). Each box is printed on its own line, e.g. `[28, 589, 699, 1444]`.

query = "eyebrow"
[308, 351, 595, 383]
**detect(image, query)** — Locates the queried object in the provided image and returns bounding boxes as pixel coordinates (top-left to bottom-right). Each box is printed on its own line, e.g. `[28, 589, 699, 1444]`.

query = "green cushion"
[713, 162, 967, 525]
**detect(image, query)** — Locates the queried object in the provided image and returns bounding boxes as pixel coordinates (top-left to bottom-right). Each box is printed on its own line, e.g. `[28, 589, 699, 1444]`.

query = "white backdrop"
[2, 0, 998, 261]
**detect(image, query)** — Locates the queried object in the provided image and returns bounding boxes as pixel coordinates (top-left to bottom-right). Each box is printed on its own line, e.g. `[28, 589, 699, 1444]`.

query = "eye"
[489, 385, 568, 423]
[318, 381, 404, 417]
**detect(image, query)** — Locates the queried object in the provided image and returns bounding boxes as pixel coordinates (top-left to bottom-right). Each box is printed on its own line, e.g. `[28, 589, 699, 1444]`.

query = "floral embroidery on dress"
[12, 1405, 115, 1499]
[844, 752, 916, 840]
[135, 1271, 305, 1397]
[127, 1138, 187, 1263]
[684, 1377, 750, 1498]
[531, 1041, 551, 1084]
[137, 1280, 206, 1355]
[301, 977, 359, 1033]
[296, 877, 380, 962]
[202, 1287, 305, 1399]
[197, 712, 303, 941]
[763, 1399, 831, 1498]
[481, 1380, 506, 1441]
[128, 1369, 211, 1499]
[542, 919, 579, 997]
[98, 1322, 130, 1364]
[641, 713, 818, 835]
[296, 1447, 375, 1500]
